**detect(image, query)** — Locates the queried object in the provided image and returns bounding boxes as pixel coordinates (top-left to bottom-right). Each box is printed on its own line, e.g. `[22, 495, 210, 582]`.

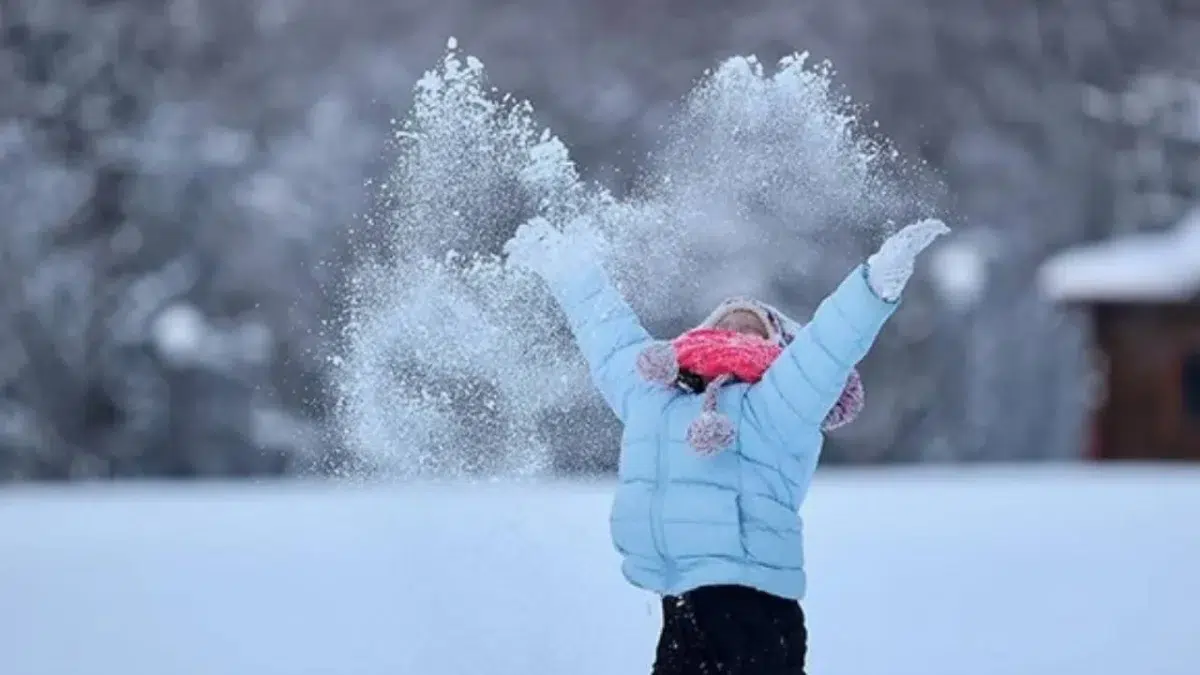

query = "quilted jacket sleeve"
[545, 260, 657, 423]
[746, 264, 898, 443]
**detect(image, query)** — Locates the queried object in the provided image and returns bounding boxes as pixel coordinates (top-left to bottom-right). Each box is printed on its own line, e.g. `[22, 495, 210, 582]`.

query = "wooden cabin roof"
[1038, 207, 1200, 303]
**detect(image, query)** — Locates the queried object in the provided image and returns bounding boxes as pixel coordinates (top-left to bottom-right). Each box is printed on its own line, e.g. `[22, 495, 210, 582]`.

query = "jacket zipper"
[650, 400, 674, 588]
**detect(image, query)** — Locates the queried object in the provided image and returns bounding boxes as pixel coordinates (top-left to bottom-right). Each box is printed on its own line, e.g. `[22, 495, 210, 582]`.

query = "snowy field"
[2, 465, 1198, 675]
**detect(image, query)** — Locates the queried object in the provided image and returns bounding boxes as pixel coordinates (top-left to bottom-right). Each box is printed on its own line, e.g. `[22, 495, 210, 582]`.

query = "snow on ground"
[1, 465, 1198, 675]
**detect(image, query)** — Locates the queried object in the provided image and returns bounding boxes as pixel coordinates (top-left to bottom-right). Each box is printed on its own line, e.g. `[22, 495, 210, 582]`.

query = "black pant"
[651, 585, 807, 675]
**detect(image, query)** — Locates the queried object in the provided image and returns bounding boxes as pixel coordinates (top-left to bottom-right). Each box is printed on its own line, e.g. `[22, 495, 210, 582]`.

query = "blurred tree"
[0, 0, 407, 478]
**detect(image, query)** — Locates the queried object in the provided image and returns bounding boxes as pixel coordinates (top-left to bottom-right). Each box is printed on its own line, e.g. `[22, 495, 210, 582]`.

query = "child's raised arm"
[504, 219, 656, 423]
[747, 219, 949, 442]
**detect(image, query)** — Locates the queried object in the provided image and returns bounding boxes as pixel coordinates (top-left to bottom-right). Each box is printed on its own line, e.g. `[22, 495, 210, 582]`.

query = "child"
[504, 218, 948, 674]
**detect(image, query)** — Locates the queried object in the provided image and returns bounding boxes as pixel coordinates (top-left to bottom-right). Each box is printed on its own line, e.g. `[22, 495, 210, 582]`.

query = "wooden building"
[1039, 209, 1200, 461]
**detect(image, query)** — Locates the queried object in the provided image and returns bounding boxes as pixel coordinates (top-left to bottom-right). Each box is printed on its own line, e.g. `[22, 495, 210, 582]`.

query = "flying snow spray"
[332, 37, 931, 480]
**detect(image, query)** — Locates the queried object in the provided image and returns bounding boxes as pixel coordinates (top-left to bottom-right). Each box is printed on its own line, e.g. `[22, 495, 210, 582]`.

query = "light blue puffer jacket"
[546, 260, 898, 601]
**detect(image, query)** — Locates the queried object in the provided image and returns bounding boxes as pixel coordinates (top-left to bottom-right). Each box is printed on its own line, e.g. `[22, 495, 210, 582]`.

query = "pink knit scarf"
[635, 326, 865, 454]
[672, 328, 781, 384]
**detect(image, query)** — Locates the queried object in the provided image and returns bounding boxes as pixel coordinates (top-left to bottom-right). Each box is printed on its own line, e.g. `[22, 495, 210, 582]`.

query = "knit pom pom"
[822, 368, 864, 431]
[687, 411, 735, 454]
[636, 341, 679, 385]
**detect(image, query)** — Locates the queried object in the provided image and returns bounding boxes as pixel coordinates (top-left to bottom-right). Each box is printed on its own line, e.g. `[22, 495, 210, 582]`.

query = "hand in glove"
[503, 216, 604, 284]
[865, 218, 950, 301]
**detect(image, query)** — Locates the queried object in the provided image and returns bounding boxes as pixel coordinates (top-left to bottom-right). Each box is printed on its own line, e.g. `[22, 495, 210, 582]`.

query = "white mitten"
[503, 216, 604, 284]
[504, 217, 563, 276]
[865, 218, 950, 301]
